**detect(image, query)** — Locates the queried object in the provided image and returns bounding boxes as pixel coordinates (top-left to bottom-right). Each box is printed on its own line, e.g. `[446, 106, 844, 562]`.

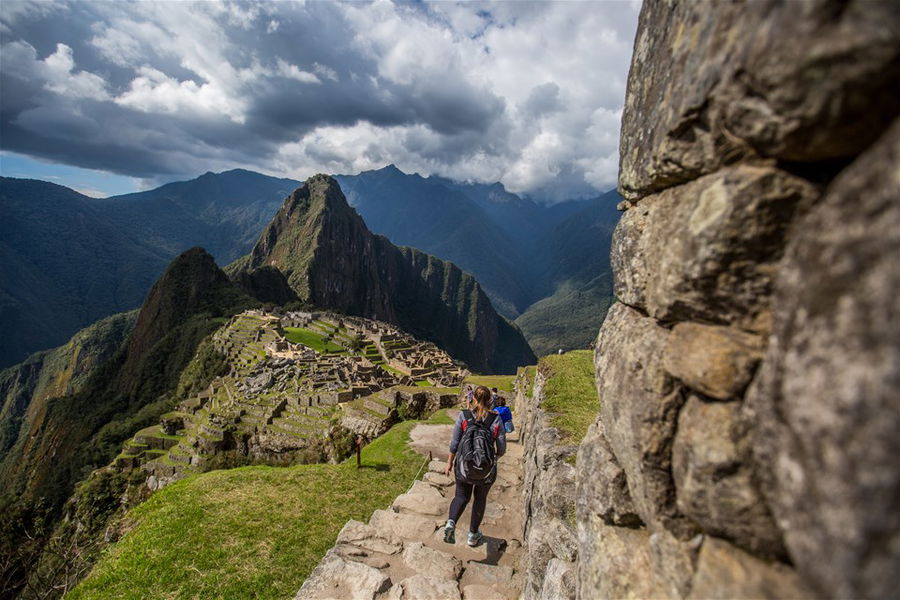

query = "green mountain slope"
[230, 174, 535, 373]
[0, 172, 296, 369]
[0, 248, 256, 510]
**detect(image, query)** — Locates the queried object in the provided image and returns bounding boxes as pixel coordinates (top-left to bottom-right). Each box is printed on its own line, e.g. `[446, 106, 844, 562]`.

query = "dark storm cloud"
[0, 0, 639, 197]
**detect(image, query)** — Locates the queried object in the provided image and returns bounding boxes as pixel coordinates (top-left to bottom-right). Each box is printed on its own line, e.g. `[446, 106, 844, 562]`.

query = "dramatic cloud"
[0, 0, 639, 200]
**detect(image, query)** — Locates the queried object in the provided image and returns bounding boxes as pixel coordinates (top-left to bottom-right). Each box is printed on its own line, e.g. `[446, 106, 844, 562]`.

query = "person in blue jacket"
[495, 397, 514, 433]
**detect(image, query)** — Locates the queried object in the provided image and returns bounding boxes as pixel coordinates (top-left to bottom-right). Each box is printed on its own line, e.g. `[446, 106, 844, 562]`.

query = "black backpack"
[455, 410, 499, 485]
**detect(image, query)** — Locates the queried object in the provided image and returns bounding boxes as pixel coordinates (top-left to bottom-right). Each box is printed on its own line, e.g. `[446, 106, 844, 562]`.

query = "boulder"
[369, 509, 439, 541]
[747, 119, 900, 599]
[335, 519, 403, 555]
[649, 528, 703, 600]
[576, 420, 642, 527]
[612, 166, 819, 331]
[424, 472, 453, 487]
[387, 574, 460, 600]
[464, 561, 515, 587]
[594, 304, 692, 538]
[619, 0, 900, 199]
[576, 514, 672, 600]
[539, 558, 575, 600]
[401, 542, 462, 581]
[663, 323, 763, 400]
[687, 537, 810, 600]
[673, 395, 784, 558]
[392, 481, 445, 516]
[294, 550, 391, 600]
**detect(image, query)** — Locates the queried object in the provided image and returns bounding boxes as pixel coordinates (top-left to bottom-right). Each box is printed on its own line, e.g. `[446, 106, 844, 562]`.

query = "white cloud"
[1, 0, 640, 199]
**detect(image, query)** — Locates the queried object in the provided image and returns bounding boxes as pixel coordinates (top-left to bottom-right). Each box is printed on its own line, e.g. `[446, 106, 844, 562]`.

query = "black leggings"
[448, 480, 492, 532]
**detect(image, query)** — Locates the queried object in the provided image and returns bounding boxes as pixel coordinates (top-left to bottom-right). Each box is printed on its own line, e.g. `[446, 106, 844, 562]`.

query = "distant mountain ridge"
[0, 172, 298, 368]
[1, 165, 618, 366]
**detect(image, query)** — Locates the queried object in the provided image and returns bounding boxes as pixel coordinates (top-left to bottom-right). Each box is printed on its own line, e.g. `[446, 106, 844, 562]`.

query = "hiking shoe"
[443, 522, 456, 544]
[467, 531, 484, 547]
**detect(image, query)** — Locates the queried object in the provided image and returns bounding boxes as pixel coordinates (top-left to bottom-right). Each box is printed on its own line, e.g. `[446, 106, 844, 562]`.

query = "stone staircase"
[295, 418, 526, 599]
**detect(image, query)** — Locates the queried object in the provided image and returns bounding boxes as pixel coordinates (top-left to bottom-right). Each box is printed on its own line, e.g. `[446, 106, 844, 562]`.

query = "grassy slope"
[464, 374, 515, 394]
[283, 327, 344, 353]
[68, 412, 451, 600]
[538, 350, 598, 446]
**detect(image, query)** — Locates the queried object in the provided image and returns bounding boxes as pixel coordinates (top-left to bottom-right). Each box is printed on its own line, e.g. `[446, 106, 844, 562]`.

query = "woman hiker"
[443, 385, 506, 546]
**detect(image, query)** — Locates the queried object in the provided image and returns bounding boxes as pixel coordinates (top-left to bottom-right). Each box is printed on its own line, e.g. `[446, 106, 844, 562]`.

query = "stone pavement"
[296, 411, 526, 599]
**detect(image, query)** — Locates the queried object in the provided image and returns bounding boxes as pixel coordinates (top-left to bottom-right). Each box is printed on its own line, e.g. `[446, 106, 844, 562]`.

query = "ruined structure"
[114, 310, 465, 488]
[566, 2, 900, 599]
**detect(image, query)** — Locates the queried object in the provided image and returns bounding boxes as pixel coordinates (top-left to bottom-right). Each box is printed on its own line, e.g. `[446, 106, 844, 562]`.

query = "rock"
[576, 514, 671, 600]
[649, 529, 703, 600]
[612, 166, 818, 331]
[687, 537, 810, 600]
[663, 323, 763, 400]
[369, 509, 439, 541]
[428, 459, 446, 473]
[335, 519, 403, 555]
[462, 584, 512, 600]
[545, 518, 577, 563]
[672, 395, 784, 558]
[746, 119, 900, 599]
[464, 561, 515, 586]
[387, 574, 461, 600]
[424, 472, 453, 486]
[392, 481, 445, 516]
[482, 502, 505, 521]
[619, 0, 900, 199]
[294, 550, 391, 600]
[401, 542, 462, 581]
[539, 558, 575, 600]
[576, 420, 642, 527]
[594, 304, 692, 538]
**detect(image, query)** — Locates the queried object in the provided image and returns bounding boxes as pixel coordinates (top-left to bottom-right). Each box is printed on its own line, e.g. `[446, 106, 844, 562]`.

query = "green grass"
[283, 327, 344, 353]
[539, 350, 598, 448]
[380, 364, 407, 377]
[414, 380, 431, 387]
[68, 420, 429, 600]
[464, 374, 515, 393]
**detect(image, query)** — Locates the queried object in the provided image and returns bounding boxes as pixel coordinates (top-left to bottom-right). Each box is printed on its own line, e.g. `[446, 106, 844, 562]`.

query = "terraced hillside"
[113, 310, 467, 488]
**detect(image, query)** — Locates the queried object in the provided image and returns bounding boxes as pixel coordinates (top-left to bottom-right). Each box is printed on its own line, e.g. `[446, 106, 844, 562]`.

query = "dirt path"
[296, 410, 526, 600]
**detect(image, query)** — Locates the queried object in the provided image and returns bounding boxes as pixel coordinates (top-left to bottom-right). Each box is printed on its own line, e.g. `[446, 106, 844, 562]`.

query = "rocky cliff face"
[232, 174, 536, 374]
[575, 2, 900, 599]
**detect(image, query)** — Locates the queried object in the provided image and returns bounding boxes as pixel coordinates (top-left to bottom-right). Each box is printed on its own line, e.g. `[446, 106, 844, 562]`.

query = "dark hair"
[491, 387, 498, 393]
[497, 397, 506, 407]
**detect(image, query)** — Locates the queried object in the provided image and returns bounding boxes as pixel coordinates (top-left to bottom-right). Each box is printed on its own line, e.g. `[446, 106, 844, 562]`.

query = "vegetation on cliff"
[537, 350, 597, 447]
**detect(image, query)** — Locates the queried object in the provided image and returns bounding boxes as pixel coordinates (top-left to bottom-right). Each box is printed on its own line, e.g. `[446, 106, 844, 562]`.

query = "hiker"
[495, 397, 514, 434]
[490, 387, 499, 409]
[465, 384, 474, 408]
[443, 385, 506, 547]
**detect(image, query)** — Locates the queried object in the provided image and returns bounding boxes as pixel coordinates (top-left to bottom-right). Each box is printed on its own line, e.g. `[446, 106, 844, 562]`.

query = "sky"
[0, 0, 640, 201]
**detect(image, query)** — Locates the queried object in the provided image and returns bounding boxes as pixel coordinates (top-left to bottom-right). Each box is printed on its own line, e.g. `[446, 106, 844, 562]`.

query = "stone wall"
[514, 367, 578, 600]
[577, 2, 900, 599]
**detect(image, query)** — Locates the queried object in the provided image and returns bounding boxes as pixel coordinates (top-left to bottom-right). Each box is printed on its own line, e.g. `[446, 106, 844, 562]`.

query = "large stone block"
[576, 514, 672, 600]
[672, 395, 784, 558]
[575, 420, 641, 527]
[663, 323, 762, 400]
[539, 558, 575, 600]
[687, 537, 810, 600]
[595, 303, 691, 538]
[619, 0, 900, 199]
[649, 528, 702, 600]
[747, 120, 900, 598]
[612, 166, 818, 331]
[294, 550, 391, 599]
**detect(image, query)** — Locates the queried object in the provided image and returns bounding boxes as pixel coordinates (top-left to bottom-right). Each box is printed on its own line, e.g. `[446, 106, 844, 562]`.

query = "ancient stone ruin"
[114, 310, 466, 489]
[568, 2, 899, 599]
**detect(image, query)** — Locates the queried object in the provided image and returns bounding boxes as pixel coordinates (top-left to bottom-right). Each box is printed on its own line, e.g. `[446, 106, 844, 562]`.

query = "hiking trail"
[296, 409, 526, 599]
